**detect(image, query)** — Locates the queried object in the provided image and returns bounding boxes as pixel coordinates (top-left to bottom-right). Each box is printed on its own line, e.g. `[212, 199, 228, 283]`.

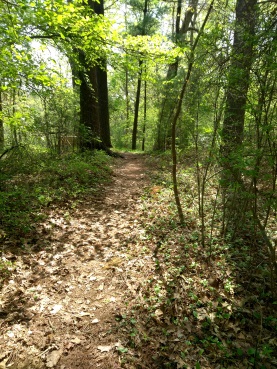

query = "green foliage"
[0, 258, 15, 287]
[111, 154, 277, 368]
[0, 146, 111, 238]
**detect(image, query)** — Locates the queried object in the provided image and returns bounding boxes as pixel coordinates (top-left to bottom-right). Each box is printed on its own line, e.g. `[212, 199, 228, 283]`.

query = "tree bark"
[89, 0, 111, 148]
[155, 0, 198, 151]
[131, 0, 148, 151]
[125, 67, 130, 122]
[132, 59, 143, 150]
[221, 0, 257, 180]
[97, 62, 112, 147]
[79, 52, 101, 149]
[142, 78, 147, 151]
[171, 0, 214, 225]
[220, 0, 258, 234]
[79, 0, 112, 150]
[0, 87, 4, 150]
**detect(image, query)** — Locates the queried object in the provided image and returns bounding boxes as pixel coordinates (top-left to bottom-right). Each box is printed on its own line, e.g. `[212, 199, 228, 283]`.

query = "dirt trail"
[0, 153, 151, 369]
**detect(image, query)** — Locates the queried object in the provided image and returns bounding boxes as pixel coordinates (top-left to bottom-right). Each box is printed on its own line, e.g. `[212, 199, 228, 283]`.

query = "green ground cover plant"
[114, 152, 277, 369]
[0, 146, 112, 240]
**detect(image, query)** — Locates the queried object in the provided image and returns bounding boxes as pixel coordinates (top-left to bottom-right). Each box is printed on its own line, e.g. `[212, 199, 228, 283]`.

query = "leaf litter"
[0, 153, 276, 369]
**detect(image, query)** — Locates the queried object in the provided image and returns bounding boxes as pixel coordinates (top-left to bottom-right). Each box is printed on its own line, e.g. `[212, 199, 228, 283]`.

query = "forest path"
[0, 153, 153, 369]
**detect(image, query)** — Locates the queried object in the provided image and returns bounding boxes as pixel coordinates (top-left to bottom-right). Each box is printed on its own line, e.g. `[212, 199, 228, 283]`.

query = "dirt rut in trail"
[0, 153, 151, 369]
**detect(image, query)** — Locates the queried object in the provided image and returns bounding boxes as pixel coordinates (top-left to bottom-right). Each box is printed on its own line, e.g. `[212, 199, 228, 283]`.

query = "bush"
[0, 147, 112, 238]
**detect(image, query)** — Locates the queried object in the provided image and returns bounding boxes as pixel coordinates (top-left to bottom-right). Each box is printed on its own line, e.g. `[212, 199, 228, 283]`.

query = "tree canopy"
[0, 1, 277, 367]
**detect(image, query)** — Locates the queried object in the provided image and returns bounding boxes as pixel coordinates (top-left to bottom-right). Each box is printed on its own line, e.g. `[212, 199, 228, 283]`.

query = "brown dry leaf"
[196, 308, 207, 321]
[98, 283, 104, 291]
[50, 304, 62, 314]
[70, 337, 82, 344]
[238, 333, 246, 339]
[97, 345, 113, 352]
[0, 353, 9, 362]
[46, 348, 63, 368]
[65, 342, 75, 350]
[154, 309, 163, 317]
[208, 312, 216, 321]
[183, 321, 193, 333]
[77, 311, 91, 317]
[175, 356, 186, 369]
[0, 357, 9, 369]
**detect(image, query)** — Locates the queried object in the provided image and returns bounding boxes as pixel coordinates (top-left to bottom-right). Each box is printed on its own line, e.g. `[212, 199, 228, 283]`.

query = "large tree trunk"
[131, 0, 148, 151]
[221, 0, 258, 234]
[89, 0, 111, 148]
[141, 78, 147, 151]
[97, 62, 112, 147]
[79, 0, 112, 150]
[79, 53, 101, 149]
[0, 88, 4, 150]
[132, 59, 143, 150]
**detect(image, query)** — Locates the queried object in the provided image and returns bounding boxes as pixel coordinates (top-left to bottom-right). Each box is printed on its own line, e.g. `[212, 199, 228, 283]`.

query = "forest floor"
[0, 153, 276, 369]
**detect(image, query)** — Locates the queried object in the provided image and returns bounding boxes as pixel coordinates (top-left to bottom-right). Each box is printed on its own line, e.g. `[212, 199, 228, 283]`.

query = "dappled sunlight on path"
[0, 153, 151, 369]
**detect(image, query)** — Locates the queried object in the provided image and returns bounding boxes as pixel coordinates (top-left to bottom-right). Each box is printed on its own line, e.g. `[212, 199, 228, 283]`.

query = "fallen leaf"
[0, 352, 9, 361]
[196, 308, 207, 321]
[208, 312, 216, 321]
[78, 311, 91, 317]
[155, 309, 163, 317]
[46, 348, 63, 368]
[97, 345, 113, 352]
[65, 342, 74, 350]
[71, 337, 81, 344]
[50, 305, 62, 314]
[175, 356, 186, 369]
[238, 333, 246, 339]
[98, 283, 104, 291]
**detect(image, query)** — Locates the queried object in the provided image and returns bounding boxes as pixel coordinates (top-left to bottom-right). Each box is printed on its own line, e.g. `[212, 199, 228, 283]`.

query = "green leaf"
[117, 347, 128, 354]
[248, 348, 256, 356]
[237, 348, 243, 356]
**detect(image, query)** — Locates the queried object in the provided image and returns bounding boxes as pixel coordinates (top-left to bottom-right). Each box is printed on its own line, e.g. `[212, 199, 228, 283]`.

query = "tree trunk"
[221, 0, 257, 168]
[125, 66, 130, 132]
[132, 59, 143, 150]
[79, 54, 101, 149]
[12, 89, 18, 146]
[0, 88, 4, 150]
[155, 0, 198, 151]
[131, 0, 148, 151]
[142, 78, 147, 151]
[89, 0, 111, 148]
[97, 62, 112, 147]
[171, 0, 214, 225]
[79, 0, 112, 150]
[221, 0, 258, 234]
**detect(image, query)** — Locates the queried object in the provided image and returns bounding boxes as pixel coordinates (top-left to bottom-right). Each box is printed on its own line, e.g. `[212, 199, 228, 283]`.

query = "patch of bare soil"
[0, 153, 152, 369]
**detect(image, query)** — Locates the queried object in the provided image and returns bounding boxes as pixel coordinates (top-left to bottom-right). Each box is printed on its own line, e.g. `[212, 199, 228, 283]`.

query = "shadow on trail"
[0, 153, 153, 369]
[113, 211, 276, 369]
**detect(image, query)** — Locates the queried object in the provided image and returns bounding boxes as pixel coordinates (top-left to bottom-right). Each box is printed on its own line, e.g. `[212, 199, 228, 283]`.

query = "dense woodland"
[0, 0, 277, 368]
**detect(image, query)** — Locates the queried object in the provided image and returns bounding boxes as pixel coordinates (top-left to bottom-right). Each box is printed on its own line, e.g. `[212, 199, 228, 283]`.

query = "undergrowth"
[0, 146, 112, 241]
[116, 152, 277, 369]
